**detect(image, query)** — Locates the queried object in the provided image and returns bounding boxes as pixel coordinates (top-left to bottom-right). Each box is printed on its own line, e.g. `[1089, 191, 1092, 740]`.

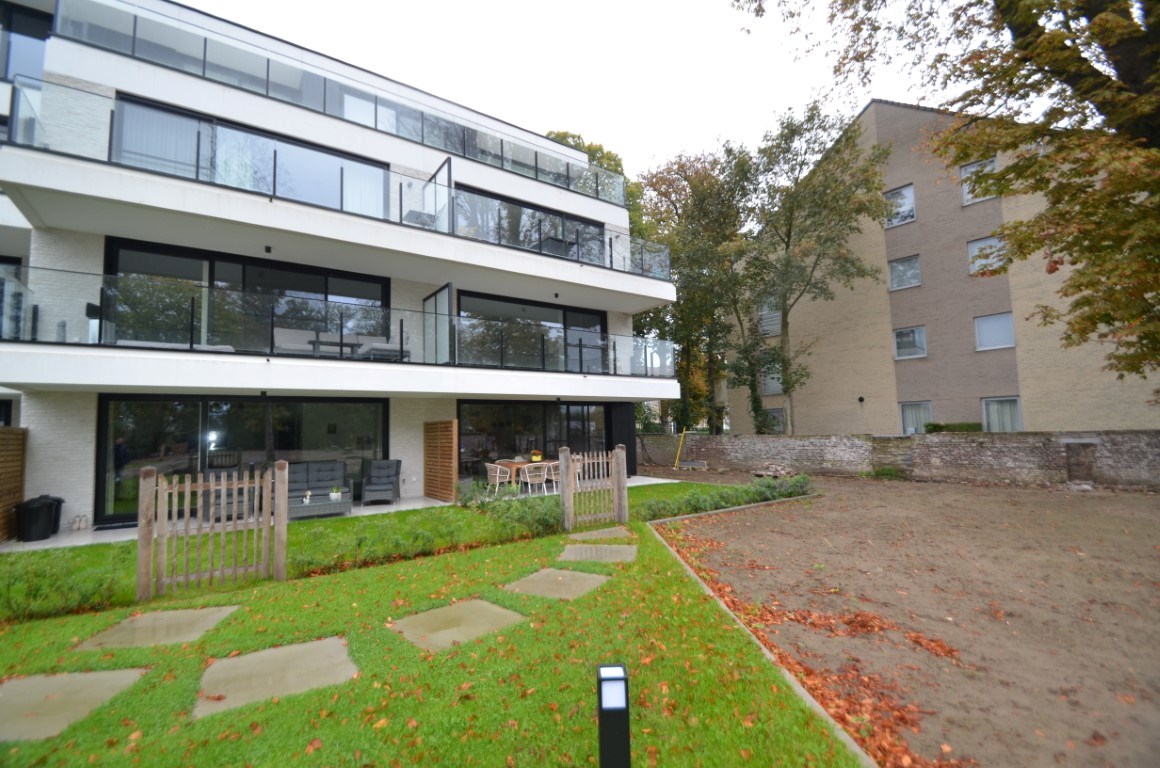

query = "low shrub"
[870, 466, 908, 480]
[633, 474, 813, 522]
[923, 422, 984, 433]
[0, 546, 132, 621]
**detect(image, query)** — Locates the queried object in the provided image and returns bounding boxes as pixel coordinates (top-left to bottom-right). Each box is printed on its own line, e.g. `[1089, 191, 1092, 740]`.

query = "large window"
[961, 158, 996, 205]
[968, 236, 1005, 274]
[457, 293, 607, 374]
[106, 239, 388, 352]
[889, 255, 921, 290]
[983, 397, 1022, 432]
[975, 312, 1015, 350]
[112, 98, 390, 221]
[884, 184, 916, 228]
[894, 326, 927, 359]
[758, 298, 782, 335]
[98, 396, 386, 526]
[457, 401, 607, 479]
[900, 401, 932, 435]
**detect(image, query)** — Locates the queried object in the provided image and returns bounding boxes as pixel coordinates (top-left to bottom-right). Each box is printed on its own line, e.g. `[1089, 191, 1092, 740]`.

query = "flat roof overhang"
[0, 343, 681, 402]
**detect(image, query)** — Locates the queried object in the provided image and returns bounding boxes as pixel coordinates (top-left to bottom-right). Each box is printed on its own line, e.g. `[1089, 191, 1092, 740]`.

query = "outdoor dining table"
[495, 459, 555, 488]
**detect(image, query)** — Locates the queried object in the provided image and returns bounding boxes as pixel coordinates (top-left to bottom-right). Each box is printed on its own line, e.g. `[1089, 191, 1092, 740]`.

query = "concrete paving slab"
[76, 606, 239, 650]
[194, 636, 358, 719]
[558, 544, 638, 562]
[391, 599, 525, 652]
[504, 568, 609, 600]
[0, 669, 147, 740]
[570, 526, 631, 541]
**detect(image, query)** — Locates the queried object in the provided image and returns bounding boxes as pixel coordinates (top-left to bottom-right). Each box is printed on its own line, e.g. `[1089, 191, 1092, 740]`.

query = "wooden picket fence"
[136, 461, 288, 602]
[558, 444, 628, 531]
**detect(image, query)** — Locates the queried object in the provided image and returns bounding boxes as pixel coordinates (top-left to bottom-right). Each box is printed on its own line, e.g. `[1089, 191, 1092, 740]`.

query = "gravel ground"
[642, 467, 1160, 767]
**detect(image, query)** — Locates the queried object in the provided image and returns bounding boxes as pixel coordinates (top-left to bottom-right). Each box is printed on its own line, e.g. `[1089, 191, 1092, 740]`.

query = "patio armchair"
[518, 462, 550, 495]
[362, 458, 401, 505]
[485, 462, 511, 495]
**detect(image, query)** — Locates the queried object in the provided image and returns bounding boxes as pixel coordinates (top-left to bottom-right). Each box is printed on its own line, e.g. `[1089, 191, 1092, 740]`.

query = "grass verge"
[0, 519, 860, 767]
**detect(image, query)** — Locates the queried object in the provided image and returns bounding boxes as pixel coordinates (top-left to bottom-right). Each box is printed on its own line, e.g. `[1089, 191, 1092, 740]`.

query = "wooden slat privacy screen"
[0, 427, 28, 543]
[424, 420, 458, 502]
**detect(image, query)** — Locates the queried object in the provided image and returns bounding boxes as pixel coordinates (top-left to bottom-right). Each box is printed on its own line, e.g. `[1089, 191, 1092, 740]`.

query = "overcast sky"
[181, 0, 921, 177]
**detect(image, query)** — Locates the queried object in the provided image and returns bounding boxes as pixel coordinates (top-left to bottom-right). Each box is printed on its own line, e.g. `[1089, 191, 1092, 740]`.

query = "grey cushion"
[307, 461, 347, 492]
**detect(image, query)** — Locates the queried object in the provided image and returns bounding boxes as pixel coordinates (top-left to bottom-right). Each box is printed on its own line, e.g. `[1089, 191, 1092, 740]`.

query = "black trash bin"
[36, 495, 65, 534]
[15, 497, 54, 542]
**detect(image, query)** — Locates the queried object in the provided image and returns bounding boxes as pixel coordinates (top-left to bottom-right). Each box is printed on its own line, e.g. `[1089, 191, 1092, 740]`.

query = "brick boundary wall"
[639, 430, 1160, 490]
[0, 427, 28, 542]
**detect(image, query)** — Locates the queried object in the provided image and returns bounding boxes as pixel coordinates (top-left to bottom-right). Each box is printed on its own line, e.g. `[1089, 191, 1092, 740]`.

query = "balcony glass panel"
[503, 142, 536, 178]
[199, 124, 275, 194]
[422, 113, 465, 155]
[113, 101, 200, 178]
[599, 168, 625, 206]
[57, 0, 135, 55]
[342, 159, 387, 218]
[537, 154, 569, 189]
[205, 38, 267, 94]
[5, 32, 45, 81]
[325, 80, 375, 128]
[377, 98, 422, 141]
[455, 189, 501, 244]
[466, 129, 503, 168]
[268, 59, 324, 111]
[134, 16, 204, 76]
[569, 162, 599, 197]
[569, 220, 606, 266]
[275, 142, 342, 209]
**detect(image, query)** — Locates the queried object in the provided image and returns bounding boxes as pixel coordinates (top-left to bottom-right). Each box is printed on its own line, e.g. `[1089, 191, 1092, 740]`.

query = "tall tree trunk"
[780, 314, 794, 436]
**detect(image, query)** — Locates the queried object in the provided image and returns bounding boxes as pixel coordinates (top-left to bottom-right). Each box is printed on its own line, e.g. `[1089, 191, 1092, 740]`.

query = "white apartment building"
[0, 0, 678, 527]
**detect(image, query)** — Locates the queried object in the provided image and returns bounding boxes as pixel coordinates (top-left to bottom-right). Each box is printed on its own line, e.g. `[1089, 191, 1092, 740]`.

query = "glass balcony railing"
[8, 77, 671, 280]
[0, 267, 676, 378]
[54, 0, 628, 206]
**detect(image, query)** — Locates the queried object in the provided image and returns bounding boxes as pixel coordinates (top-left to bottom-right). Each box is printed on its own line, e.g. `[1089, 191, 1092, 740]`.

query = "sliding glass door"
[97, 396, 386, 526]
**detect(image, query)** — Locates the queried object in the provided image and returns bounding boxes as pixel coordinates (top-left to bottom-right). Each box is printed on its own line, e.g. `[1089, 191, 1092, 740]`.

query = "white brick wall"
[27, 228, 104, 344]
[21, 392, 98, 518]
[389, 397, 456, 498]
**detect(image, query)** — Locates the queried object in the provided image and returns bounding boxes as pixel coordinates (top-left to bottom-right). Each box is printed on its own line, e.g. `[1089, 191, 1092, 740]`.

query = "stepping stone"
[558, 544, 637, 562]
[194, 636, 357, 719]
[391, 599, 524, 652]
[505, 568, 609, 600]
[77, 606, 239, 649]
[0, 669, 147, 740]
[570, 526, 631, 541]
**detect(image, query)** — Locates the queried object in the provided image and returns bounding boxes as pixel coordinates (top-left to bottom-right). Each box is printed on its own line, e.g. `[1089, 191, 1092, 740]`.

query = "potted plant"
[329, 485, 343, 501]
[303, 489, 312, 504]
[530, 449, 543, 462]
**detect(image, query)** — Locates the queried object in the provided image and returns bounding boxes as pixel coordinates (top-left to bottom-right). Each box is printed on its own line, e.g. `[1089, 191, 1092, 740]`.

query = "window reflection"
[100, 396, 385, 525]
[458, 402, 606, 479]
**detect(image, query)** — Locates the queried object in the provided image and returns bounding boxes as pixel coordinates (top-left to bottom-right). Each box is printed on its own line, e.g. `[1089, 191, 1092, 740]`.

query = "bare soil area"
[644, 467, 1160, 767]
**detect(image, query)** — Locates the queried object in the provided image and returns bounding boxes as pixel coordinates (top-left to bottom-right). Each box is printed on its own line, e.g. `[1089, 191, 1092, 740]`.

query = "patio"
[0, 475, 675, 553]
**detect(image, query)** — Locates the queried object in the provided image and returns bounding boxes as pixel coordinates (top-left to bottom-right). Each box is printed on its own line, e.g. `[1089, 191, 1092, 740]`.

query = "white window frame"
[888, 254, 921, 290]
[762, 408, 786, 434]
[961, 158, 997, 205]
[968, 236, 1005, 274]
[975, 312, 1015, 351]
[884, 184, 916, 228]
[982, 397, 1022, 432]
[893, 325, 927, 359]
[899, 401, 932, 435]
[758, 298, 782, 336]
[761, 370, 783, 396]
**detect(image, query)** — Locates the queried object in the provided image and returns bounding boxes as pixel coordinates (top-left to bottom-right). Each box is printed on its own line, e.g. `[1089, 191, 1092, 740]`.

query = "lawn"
[0, 507, 861, 766]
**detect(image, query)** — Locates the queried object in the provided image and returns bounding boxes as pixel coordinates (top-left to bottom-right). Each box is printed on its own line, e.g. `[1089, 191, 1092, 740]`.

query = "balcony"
[54, 0, 629, 206]
[7, 77, 671, 281]
[0, 267, 676, 379]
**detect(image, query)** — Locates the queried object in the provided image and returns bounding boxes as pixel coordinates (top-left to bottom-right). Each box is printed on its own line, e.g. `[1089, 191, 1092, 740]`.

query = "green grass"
[0, 484, 718, 622]
[0, 521, 860, 767]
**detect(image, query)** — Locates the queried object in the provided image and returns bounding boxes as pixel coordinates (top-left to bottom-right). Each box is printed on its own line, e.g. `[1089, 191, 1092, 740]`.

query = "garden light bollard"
[597, 663, 630, 767]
